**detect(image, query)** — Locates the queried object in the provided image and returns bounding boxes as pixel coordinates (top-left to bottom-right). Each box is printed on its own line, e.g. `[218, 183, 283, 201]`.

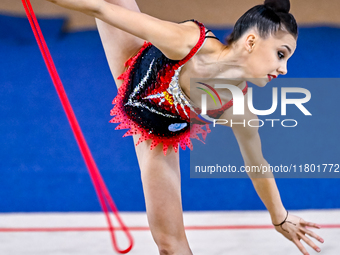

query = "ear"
[244, 33, 256, 52]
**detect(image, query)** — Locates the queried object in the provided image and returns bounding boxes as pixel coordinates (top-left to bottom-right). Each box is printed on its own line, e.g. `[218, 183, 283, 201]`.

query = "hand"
[274, 213, 324, 255]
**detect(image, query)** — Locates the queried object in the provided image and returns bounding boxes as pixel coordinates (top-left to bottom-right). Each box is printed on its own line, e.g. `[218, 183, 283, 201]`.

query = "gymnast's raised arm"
[46, 0, 199, 60]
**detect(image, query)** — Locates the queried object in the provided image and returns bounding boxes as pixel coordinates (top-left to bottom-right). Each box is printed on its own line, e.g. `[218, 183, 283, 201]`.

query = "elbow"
[83, 2, 105, 17]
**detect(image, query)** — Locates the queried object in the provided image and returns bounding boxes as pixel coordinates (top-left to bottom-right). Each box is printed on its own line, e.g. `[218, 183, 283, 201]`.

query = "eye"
[278, 51, 285, 59]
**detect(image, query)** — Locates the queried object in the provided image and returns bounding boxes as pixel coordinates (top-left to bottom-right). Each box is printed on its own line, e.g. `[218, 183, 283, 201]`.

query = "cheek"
[251, 51, 275, 74]
[249, 55, 268, 75]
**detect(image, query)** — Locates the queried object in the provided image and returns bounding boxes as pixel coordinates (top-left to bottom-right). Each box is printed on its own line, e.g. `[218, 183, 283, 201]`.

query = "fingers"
[300, 220, 321, 229]
[292, 238, 310, 255]
[299, 227, 324, 243]
[297, 232, 322, 253]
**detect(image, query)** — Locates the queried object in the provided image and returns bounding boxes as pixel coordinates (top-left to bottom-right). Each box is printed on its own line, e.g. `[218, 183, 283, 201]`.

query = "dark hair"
[226, 0, 298, 46]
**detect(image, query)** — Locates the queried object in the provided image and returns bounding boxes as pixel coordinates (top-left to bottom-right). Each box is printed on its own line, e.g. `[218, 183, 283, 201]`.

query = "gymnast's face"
[243, 29, 297, 87]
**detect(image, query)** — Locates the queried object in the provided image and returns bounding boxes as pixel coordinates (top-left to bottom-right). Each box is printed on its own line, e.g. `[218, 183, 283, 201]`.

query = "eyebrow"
[282, 45, 292, 54]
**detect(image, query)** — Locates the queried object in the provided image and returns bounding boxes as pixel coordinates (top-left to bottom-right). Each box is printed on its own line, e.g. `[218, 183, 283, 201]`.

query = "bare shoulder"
[178, 21, 223, 56]
[177, 21, 202, 49]
[152, 20, 201, 60]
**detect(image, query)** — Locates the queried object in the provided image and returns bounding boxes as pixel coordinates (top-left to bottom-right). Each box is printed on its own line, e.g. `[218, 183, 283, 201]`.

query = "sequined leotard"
[110, 20, 248, 155]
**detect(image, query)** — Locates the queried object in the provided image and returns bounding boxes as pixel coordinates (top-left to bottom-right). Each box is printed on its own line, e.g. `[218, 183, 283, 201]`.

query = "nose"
[277, 61, 288, 75]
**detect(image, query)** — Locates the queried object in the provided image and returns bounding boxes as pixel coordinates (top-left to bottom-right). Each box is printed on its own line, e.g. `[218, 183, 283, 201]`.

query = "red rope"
[21, 0, 133, 253]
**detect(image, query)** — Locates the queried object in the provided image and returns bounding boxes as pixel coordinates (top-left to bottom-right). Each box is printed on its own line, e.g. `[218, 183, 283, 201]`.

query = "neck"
[213, 43, 249, 79]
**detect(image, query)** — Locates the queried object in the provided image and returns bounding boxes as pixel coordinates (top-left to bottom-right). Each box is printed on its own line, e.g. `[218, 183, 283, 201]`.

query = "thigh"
[99, 0, 189, 249]
[96, 0, 144, 88]
[133, 136, 189, 246]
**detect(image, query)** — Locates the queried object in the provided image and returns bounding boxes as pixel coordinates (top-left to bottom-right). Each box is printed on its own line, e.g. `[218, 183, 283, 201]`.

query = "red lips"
[268, 74, 277, 81]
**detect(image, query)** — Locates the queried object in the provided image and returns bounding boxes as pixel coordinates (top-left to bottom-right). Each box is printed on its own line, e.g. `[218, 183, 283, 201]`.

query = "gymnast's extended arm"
[231, 112, 323, 255]
[45, 0, 199, 60]
[231, 115, 286, 221]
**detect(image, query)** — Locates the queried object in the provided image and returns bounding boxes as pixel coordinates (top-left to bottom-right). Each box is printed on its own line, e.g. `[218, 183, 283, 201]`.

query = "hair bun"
[264, 0, 290, 13]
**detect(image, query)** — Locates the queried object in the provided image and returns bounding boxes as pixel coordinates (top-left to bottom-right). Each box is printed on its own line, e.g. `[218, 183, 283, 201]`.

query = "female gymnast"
[46, 0, 324, 254]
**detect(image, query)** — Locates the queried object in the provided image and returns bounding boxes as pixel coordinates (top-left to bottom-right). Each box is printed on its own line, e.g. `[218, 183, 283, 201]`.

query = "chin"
[245, 78, 268, 87]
